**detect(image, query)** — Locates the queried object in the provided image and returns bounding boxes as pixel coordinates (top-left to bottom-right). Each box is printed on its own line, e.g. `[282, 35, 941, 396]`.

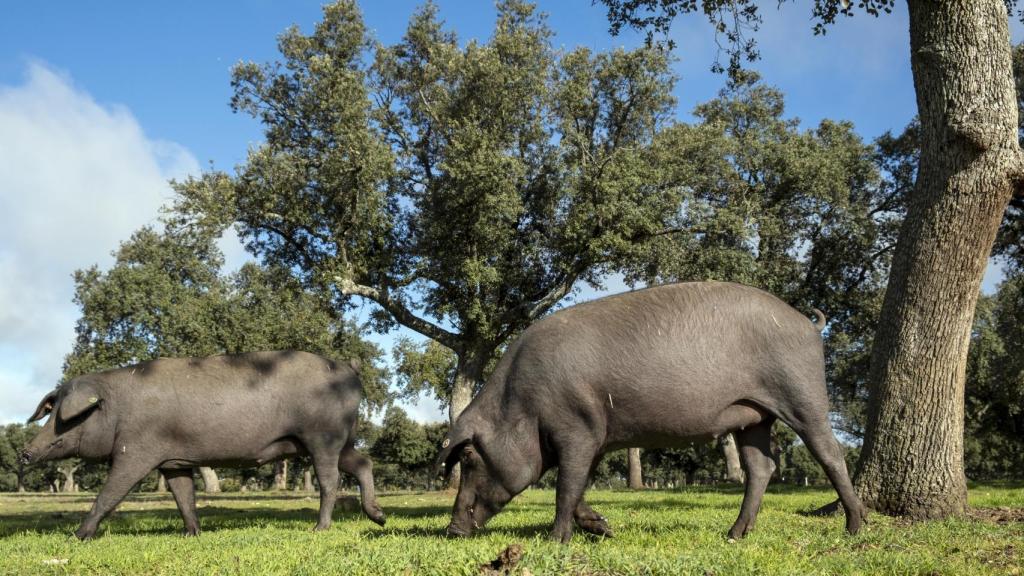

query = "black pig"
[22, 350, 385, 540]
[436, 282, 866, 543]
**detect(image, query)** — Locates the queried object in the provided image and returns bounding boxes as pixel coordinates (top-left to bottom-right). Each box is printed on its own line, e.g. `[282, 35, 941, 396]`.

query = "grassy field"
[0, 484, 1021, 575]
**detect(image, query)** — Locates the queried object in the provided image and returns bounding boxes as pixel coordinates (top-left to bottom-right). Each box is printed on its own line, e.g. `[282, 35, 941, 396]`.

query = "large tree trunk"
[855, 0, 1023, 519]
[273, 460, 289, 491]
[198, 467, 221, 493]
[447, 349, 486, 488]
[721, 434, 745, 483]
[627, 448, 643, 489]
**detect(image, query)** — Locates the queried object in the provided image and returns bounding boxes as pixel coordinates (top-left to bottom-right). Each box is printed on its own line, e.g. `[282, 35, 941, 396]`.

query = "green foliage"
[0, 424, 57, 492]
[599, 0, 898, 76]
[964, 273, 1024, 479]
[370, 407, 447, 490]
[63, 222, 389, 409]
[174, 0, 686, 409]
[391, 337, 456, 407]
[1, 487, 1022, 574]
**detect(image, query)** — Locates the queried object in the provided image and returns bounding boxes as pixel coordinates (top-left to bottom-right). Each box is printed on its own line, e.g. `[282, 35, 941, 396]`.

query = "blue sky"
[0, 1, 1016, 424]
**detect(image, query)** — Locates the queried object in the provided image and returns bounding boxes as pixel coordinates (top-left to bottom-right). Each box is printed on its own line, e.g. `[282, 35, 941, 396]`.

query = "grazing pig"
[20, 350, 385, 540]
[436, 282, 866, 543]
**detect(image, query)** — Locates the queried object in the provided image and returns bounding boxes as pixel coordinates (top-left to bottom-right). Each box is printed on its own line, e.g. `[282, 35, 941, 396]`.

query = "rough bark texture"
[721, 433, 745, 483]
[198, 466, 221, 493]
[627, 448, 643, 489]
[448, 351, 485, 488]
[856, 0, 1023, 519]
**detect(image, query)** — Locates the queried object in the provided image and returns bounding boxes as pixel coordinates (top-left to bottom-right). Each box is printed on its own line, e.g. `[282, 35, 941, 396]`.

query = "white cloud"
[0, 62, 201, 423]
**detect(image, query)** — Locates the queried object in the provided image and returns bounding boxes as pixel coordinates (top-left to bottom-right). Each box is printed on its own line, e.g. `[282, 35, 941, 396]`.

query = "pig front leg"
[550, 436, 601, 543]
[727, 421, 775, 539]
[76, 457, 157, 540]
[161, 468, 200, 536]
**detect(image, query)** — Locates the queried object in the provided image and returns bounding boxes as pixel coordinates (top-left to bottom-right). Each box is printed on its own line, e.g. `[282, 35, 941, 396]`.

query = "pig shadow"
[0, 499, 453, 539]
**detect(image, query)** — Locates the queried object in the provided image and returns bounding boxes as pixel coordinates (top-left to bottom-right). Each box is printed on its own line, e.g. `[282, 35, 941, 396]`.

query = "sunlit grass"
[0, 484, 1021, 575]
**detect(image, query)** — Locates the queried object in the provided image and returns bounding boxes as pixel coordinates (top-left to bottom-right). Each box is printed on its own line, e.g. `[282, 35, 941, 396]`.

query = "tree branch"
[334, 275, 460, 350]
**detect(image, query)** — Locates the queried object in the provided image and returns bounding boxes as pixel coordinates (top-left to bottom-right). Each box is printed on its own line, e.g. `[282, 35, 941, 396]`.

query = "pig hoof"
[313, 523, 331, 532]
[576, 517, 614, 538]
[183, 528, 200, 537]
[74, 527, 96, 541]
[367, 507, 386, 527]
[446, 525, 470, 538]
[548, 529, 573, 544]
[727, 522, 753, 540]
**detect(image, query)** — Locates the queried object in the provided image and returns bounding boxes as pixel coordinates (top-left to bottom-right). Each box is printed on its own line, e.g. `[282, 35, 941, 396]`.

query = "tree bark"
[447, 349, 486, 488]
[303, 468, 314, 492]
[855, 0, 1023, 519]
[198, 467, 221, 493]
[627, 448, 643, 489]
[156, 472, 167, 493]
[721, 433, 745, 483]
[273, 460, 288, 491]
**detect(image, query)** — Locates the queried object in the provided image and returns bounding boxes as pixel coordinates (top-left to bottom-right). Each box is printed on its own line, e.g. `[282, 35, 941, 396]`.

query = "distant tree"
[370, 407, 436, 489]
[0, 424, 56, 492]
[963, 272, 1024, 479]
[173, 0, 686, 488]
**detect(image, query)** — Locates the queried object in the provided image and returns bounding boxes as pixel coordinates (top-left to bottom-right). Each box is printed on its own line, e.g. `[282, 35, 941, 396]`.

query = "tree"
[173, 0, 687, 483]
[963, 272, 1024, 479]
[601, 0, 1024, 520]
[63, 221, 386, 493]
[370, 407, 436, 489]
[0, 424, 56, 492]
[627, 448, 644, 489]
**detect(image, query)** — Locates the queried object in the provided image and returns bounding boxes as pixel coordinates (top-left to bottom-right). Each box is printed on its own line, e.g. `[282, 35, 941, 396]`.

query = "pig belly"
[604, 401, 768, 450]
[159, 437, 308, 469]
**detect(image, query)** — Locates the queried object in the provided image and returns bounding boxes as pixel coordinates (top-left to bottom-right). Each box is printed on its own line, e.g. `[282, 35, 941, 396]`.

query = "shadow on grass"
[0, 498, 453, 539]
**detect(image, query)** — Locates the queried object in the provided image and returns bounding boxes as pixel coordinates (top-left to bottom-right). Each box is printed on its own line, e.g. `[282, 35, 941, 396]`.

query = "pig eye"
[43, 402, 53, 414]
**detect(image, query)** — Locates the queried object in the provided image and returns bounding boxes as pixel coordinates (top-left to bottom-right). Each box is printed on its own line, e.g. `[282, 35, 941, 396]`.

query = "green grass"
[0, 484, 1021, 575]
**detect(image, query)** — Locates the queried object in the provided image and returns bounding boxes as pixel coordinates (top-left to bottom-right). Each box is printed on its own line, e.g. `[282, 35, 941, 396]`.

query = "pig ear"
[58, 379, 103, 421]
[434, 427, 473, 480]
[27, 390, 59, 423]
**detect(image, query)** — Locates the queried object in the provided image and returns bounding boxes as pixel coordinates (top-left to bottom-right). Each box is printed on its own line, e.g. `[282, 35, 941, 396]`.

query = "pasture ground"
[0, 484, 1021, 575]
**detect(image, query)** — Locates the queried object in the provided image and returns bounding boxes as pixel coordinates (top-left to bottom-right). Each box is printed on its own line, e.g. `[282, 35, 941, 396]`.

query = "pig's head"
[20, 377, 109, 465]
[435, 415, 541, 537]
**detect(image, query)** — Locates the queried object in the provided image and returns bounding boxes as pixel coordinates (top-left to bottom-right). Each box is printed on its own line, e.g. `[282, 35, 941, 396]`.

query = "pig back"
[504, 282, 824, 441]
[102, 351, 360, 456]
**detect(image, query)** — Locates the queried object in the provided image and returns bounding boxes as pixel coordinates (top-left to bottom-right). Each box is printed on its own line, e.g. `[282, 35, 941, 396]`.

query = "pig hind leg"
[727, 419, 775, 539]
[785, 408, 866, 535]
[75, 458, 158, 540]
[161, 468, 200, 536]
[339, 444, 386, 526]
